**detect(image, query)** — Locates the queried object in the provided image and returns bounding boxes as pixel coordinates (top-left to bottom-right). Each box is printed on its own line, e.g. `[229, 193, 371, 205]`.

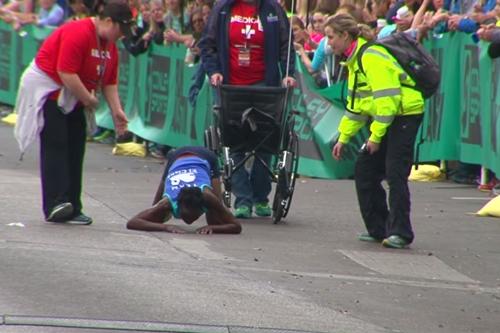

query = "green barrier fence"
[417, 34, 500, 176]
[0, 21, 499, 178]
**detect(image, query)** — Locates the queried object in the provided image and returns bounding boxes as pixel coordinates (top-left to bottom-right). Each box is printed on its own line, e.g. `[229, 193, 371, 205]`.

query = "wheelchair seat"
[217, 84, 288, 153]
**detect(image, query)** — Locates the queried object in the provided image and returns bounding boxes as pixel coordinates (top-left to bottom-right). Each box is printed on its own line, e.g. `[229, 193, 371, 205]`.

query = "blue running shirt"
[163, 156, 212, 218]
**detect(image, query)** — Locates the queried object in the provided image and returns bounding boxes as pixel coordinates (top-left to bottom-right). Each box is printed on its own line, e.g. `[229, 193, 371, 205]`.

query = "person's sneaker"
[478, 178, 498, 192]
[68, 213, 93, 225]
[149, 148, 165, 159]
[93, 129, 114, 142]
[358, 232, 383, 243]
[382, 235, 410, 249]
[46, 202, 73, 222]
[254, 202, 271, 217]
[234, 206, 251, 219]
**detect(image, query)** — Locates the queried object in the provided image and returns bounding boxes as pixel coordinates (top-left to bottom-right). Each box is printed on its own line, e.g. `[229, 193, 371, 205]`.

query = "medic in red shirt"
[14, 0, 135, 225]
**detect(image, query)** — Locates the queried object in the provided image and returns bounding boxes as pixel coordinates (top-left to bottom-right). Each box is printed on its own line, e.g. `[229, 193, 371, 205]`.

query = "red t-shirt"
[35, 18, 119, 94]
[228, 0, 265, 85]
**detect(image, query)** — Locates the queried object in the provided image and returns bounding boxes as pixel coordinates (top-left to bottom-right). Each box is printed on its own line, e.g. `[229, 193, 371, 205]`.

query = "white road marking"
[339, 250, 477, 283]
[451, 197, 490, 200]
[232, 265, 500, 295]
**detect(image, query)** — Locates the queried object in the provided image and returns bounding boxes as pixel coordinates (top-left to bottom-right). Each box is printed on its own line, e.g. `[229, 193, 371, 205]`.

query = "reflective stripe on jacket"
[338, 37, 424, 144]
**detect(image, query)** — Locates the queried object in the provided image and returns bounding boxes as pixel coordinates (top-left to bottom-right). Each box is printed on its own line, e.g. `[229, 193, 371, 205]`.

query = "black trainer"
[358, 232, 384, 243]
[68, 213, 93, 225]
[46, 203, 74, 222]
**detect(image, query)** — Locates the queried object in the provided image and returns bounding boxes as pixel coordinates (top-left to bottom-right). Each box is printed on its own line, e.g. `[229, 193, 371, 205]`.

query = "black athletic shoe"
[46, 203, 74, 222]
[68, 213, 93, 225]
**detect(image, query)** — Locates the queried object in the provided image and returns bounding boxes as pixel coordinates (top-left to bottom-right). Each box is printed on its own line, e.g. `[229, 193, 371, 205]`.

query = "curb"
[1, 315, 327, 333]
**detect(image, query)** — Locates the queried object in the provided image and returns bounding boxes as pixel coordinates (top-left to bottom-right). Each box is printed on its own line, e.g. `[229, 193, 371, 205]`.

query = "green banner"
[0, 21, 18, 105]
[0, 21, 498, 178]
[417, 34, 500, 175]
[291, 61, 367, 178]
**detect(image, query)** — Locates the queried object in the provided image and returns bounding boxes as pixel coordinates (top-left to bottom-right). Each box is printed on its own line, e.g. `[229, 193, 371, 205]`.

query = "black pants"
[354, 115, 423, 243]
[40, 100, 86, 218]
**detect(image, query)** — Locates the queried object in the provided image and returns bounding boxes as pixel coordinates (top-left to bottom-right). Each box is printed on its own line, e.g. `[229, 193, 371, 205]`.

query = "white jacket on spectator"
[14, 61, 78, 157]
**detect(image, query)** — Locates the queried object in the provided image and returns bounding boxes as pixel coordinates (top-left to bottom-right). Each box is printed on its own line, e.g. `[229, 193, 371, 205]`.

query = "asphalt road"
[1, 122, 499, 333]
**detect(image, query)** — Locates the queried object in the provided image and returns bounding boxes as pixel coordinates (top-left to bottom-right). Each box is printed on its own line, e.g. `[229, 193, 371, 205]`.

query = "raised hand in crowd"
[181, 36, 191, 46]
[163, 28, 192, 44]
[297, 28, 312, 47]
[294, 39, 315, 74]
[293, 41, 305, 53]
[190, 45, 201, 56]
[142, 30, 153, 42]
[470, 3, 497, 24]
[429, 9, 450, 27]
[410, 0, 434, 41]
[477, 23, 498, 41]
[447, 14, 462, 30]
[163, 28, 179, 42]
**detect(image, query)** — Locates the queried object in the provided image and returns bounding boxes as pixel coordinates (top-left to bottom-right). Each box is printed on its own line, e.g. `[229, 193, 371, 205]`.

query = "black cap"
[101, 0, 135, 38]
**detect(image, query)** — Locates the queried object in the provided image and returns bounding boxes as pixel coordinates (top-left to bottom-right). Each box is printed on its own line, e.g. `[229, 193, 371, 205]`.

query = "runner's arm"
[127, 198, 184, 233]
[202, 192, 241, 234]
[211, 177, 222, 200]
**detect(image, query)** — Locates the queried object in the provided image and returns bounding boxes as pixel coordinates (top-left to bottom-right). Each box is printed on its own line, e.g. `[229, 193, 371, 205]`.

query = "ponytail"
[357, 23, 375, 42]
[325, 13, 375, 42]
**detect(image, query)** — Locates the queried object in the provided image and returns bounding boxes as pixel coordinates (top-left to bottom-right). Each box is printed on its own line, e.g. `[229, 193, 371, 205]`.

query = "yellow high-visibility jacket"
[337, 37, 425, 144]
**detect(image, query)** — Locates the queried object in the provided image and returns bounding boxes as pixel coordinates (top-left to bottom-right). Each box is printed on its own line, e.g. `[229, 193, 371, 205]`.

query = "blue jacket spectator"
[122, 21, 150, 55]
[199, 0, 295, 87]
[459, 0, 496, 32]
[445, 0, 476, 14]
[56, 0, 69, 20]
[38, 0, 65, 27]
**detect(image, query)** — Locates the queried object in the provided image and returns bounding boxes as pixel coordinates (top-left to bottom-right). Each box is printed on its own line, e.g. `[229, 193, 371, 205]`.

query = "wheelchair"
[204, 84, 299, 223]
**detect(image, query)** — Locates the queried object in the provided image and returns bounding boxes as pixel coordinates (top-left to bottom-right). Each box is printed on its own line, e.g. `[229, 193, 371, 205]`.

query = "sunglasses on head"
[114, 17, 135, 25]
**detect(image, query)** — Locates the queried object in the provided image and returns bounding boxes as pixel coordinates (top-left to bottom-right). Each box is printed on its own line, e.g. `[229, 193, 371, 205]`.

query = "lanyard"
[94, 20, 108, 92]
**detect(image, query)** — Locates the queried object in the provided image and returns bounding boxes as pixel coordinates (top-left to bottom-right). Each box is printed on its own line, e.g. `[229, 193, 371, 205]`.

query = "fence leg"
[480, 166, 488, 187]
[439, 160, 447, 179]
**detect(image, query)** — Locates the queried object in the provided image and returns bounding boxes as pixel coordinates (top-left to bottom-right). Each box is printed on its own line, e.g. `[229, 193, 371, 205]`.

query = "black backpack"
[356, 32, 441, 99]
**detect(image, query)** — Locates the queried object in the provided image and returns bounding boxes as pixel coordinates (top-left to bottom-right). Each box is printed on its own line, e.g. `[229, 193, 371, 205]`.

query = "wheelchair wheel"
[272, 132, 299, 224]
[204, 126, 220, 154]
[272, 167, 287, 224]
[221, 146, 233, 208]
[223, 190, 231, 208]
[203, 128, 212, 150]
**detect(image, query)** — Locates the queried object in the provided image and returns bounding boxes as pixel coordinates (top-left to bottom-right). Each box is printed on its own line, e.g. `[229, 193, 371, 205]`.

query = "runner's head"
[177, 187, 205, 224]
